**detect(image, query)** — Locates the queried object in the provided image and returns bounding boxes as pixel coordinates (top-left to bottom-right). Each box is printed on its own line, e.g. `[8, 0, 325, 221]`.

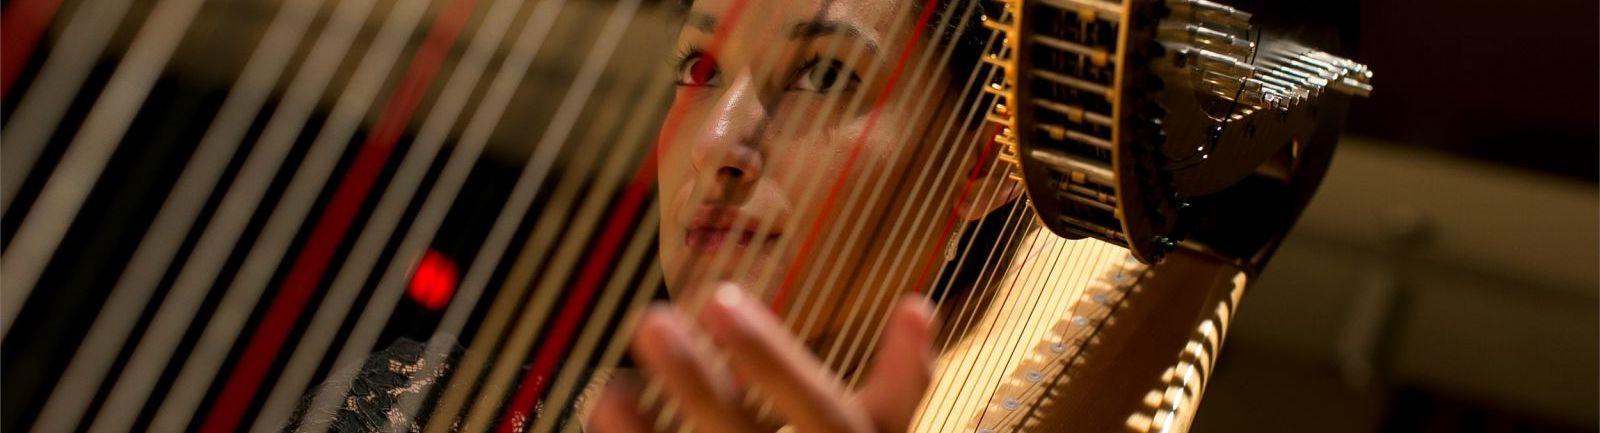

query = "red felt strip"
[771, 0, 943, 310]
[0, 0, 66, 98]
[488, 0, 754, 429]
[909, 126, 1001, 294]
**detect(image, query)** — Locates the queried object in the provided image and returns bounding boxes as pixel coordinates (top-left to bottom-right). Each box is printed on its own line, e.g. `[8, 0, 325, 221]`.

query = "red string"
[195, 0, 481, 428]
[770, 0, 942, 311]
[909, 126, 1001, 294]
[491, 1, 751, 431]
[0, 0, 66, 98]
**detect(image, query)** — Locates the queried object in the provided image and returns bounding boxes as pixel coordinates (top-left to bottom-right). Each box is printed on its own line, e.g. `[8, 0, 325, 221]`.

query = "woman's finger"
[632, 304, 763, 433]
[856, 295, 937, 432]
[589, 375, 652, 433]
[700, 284, 875, 433]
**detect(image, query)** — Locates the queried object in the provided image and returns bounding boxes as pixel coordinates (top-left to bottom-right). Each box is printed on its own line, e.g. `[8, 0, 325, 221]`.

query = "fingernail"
[901, 294, 935, 322]
[704, 283, 752, 338]
[712, 282, 747, 309]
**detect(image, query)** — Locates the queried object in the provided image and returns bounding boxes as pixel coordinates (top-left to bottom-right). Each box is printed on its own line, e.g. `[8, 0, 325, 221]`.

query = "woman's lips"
[685, 228, 778, 252]
[684, 206, 782, 252]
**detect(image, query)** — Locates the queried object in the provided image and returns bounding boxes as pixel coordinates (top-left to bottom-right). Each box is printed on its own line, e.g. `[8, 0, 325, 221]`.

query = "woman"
[587, 0, 1124, 431]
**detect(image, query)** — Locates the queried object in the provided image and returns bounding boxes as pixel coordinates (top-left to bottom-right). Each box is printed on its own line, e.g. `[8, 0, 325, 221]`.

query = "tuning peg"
[1165, 0, 1252, 29]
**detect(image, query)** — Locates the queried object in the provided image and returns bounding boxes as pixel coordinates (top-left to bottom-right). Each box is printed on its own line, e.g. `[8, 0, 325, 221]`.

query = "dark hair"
[919, 0, 993, 91]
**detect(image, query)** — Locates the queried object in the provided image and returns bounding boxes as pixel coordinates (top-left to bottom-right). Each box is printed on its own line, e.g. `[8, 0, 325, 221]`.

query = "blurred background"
[0, 0, 1594, 431]
[1194, 0, 1599, 432]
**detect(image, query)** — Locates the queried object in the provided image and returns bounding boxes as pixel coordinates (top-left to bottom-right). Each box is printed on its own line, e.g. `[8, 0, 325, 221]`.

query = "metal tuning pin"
[1165, 0, 1253, 30]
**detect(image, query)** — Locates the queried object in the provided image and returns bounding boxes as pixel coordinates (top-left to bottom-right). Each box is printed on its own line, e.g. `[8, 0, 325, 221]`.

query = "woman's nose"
[691, 74, 767, 188]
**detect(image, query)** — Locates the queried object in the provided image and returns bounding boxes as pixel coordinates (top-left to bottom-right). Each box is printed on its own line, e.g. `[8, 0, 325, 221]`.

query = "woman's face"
[657, 0, 986, 345]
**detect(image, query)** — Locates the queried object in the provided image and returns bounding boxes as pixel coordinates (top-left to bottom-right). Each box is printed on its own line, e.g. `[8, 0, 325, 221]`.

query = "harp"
[0, 0, 1369, 432]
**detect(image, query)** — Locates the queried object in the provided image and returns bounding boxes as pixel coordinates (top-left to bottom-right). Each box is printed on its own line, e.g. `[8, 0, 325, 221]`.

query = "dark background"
[0, 0, 1594, 431]
[1245, 0, 1598, 183]
[1193, 1, 1598, 432]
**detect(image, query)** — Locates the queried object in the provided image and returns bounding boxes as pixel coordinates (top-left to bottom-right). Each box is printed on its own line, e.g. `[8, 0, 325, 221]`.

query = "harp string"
[640, 0, 985, 425]
[486, 0, 806, 428]
[940, 226, 1083, 431]
[664, 0, 973, 390]
[818, 0, 1000, 382]
[0, 0, 64, 96]
[824, 3, 1128, 422]
[550, 263, 670, 433]
[576, 2, 889, 428]
[409, 28, 676, 433]
[907, 208, 1030, 433]
[0, 0, 138, 214]
[773, 15, 1007, 415]
[921, 209, 1056, 433]
[767, 0, 940, 311]
[476, 0, 733, 430]
[349, 0, 610, 428]
[544, 3, 838, 431]
[416, 74, 661, 433]
[870, 37, 1017, 404]
[947, 10, 1155, 427]
[787, 11, 1035, 428]
[595, 0, 960, 428]
[507, 115, 663, 433]
[962, 239, 1104, 429]
[970, 235, 1092, 415]
[683, 16, 869, 329]
[192, 0, 491, 425]
[83, 0, 450, 424]
[0, 0, 1142, 430]
[838, 136, 1009, 391]
[27, 0, 341, 426]
[928, 200, 1028, 362]
[446, 43, 663, 433]
[660, 0, 877, 309]
[795, 0, 980, 373]
[977, 257, 1152, 431]
[523, 205, 663, 433]
[838, 119, 1004, 390]
[745, 0, 933, 345]
[992, 253, 1153, 430]
[922, 208, 1052, 433]
[656, 0, 821, 307]
[277, 0, 656, 430]
[927, 233, 1133, 431]
[668, 5, 969, 421]
[34, 0, 433, 427]
[232, 0, 562, 427]
[627, 1, 1049, 431]
[0, 0, 210, 336]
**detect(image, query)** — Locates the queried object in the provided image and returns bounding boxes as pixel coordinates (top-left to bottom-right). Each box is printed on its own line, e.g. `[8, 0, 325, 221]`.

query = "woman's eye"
[676, 52, 719, 86]
[792, 59, 859, 93]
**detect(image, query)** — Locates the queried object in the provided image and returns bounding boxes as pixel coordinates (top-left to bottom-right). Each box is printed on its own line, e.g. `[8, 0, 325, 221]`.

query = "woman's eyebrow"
[686, 12, 717, 32]
[682, 12, 883, 63]
[788, 20, 881, 61]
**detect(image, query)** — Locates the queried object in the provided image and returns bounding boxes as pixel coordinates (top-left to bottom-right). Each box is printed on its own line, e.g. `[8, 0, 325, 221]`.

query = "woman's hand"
[590, 284, 937, 433]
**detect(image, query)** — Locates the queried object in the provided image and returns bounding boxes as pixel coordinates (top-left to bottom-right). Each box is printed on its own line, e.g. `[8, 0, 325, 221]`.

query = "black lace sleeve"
[277, 338, 607, 433]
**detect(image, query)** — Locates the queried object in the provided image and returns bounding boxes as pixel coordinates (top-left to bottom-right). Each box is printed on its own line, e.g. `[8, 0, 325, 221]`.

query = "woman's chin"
[674, 255, 778, 295]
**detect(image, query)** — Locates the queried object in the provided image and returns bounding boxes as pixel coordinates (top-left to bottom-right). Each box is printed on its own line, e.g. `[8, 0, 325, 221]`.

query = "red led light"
[407, 250, 459, 311]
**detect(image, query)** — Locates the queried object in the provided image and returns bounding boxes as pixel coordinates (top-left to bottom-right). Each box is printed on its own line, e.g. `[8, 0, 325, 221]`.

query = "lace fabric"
[279, 338, 604, 433]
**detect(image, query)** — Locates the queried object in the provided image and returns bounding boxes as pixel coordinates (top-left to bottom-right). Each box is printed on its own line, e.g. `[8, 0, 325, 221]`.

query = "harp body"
[0, 0, 1368, 431]
[918, 0, 1370, 430]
